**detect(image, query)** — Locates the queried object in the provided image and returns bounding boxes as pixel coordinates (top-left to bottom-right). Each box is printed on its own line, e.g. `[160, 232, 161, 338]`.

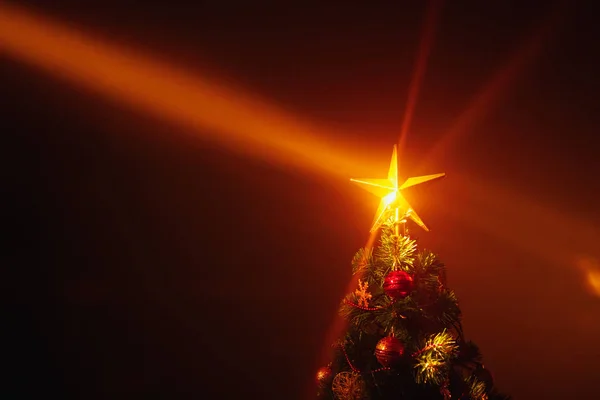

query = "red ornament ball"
[383, 270, 414, 299]
[374, 336, 405, 367]
[316, 365, 333, 386]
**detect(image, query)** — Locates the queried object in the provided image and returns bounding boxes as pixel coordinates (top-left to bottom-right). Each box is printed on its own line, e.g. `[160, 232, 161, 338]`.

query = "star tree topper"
[351, 145, 445, 232]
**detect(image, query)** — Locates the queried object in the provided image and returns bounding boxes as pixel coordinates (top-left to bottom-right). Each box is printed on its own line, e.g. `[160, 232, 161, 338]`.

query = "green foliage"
[411, 250, 445, 289]
[375, 225, 417, 272]
[430, 289, 461, 326]
[466, 376, 488, 400]
[322, 219, 507, 399]
[458, 341, 483, 365]
[351, 247, 372, 275]
[413, 330, 458, 385]
[341, 223, 462, 339]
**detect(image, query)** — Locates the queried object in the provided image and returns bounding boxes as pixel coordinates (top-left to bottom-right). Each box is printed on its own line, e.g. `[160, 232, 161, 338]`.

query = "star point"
[351, 145, 445, 232]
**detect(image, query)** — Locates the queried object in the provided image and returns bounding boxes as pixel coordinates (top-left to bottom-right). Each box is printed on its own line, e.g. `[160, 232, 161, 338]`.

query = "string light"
[343, 298, 396, 311]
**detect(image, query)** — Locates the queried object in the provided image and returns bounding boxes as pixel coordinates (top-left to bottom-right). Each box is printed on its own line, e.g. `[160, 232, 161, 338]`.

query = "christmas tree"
[316, 146, 509, 400]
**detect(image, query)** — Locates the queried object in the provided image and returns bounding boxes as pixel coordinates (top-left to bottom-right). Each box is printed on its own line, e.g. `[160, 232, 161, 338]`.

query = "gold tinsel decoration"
[331, 371, 365, 400]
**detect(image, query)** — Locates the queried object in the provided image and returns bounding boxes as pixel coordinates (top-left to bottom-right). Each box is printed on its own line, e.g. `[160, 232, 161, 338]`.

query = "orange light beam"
[0, 2, 378, 180]
[397, 0, 444, 171]
[317, 1, 445, 380]
[308, 229, 378, 400]
[419, 1, 568, 171]
[449, 170, 600, 273]
[0, 6, 390, 391]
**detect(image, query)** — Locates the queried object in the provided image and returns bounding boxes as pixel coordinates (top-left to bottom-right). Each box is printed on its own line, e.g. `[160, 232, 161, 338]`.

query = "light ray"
[448, 171, 600, 273]
[0, 2, 377, 180]
[397, 0, 444, 171]
[419, 1, 567, 171]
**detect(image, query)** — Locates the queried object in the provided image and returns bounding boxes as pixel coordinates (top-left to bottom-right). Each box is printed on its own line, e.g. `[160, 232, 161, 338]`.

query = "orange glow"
[0, 2, 377, 180]
[588, 271, 600, 296]
[451, 173, 600, 264]
[351, 145, 445, 232]
[0, 4, 431, 382]
[318, 229, 379, 377]
[576, 256, 600, 297]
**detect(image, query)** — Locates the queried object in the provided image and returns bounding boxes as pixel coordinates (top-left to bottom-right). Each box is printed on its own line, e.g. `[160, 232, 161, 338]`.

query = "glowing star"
[351, 145, 445, 232]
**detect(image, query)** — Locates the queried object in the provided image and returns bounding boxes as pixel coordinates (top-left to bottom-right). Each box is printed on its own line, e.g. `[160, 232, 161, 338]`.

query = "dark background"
[3, 1, 600, 399]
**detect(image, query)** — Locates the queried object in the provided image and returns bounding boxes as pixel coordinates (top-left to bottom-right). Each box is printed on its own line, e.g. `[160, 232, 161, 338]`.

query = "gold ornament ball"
[331, 371, 365, 400]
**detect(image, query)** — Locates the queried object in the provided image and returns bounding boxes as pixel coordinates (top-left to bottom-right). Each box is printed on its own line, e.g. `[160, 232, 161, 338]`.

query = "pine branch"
[413, 330, 458, 385]
[412, 250, 445, 276]
[375, 225, 418, 273]
[341, 292, 409, 336]
[327, 214, 511, 399]
[432, 289, 462, 326]
[468, 377, 488, 400]
[351, 247, 373, 276]
[457, 340, 483, 365]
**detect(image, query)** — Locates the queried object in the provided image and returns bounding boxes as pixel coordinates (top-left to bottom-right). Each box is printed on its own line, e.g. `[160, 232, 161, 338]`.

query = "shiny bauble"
[374, 336, 405, 367]
[316, 365, 333, 386]
[383, 270, 414, 299]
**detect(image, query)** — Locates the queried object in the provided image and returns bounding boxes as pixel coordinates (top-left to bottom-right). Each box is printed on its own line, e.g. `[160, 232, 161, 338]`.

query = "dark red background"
[4, 1, 600, 398]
